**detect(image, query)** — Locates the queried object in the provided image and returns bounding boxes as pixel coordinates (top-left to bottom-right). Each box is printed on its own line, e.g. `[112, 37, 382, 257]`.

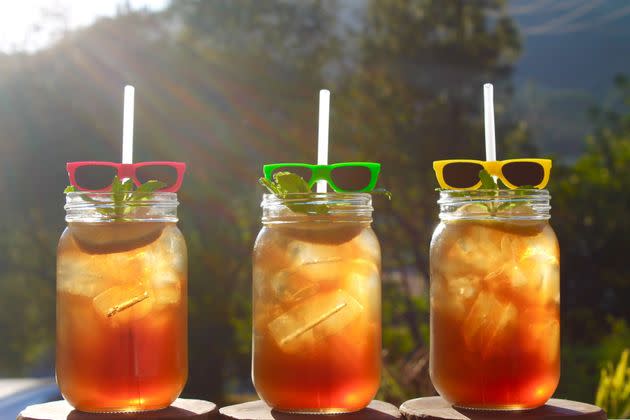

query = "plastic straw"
[316, 89, 330, 193]
[483, 83, 496, 161]
[122, 85, 135, 164]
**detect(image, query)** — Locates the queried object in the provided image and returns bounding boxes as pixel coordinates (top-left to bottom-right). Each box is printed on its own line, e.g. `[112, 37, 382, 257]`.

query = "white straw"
[483, 83, 496, 161]
[122, 85, 135, 164]
[316, 89, 330, 193]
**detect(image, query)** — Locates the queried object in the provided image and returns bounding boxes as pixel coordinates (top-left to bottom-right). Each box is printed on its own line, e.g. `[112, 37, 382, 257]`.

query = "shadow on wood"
[399, 397, 606, 420]
[219, 400, 401, 419]
[18, 399, 218, 420]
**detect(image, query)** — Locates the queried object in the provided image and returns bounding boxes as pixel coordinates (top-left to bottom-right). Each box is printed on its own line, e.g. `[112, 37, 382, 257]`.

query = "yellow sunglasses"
[433, 159, 552, 190]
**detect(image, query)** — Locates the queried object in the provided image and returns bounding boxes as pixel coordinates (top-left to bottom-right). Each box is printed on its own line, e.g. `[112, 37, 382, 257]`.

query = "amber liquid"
[252, 222, 381, 413]
[430, 220, 560, 409]
[56, 222, 187, 412]
[253, 319, 380, 412]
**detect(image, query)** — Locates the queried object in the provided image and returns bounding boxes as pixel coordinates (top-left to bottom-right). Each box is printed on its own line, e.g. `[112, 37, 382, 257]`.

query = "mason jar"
[429, 189, 560, 409]
[56, 192, 188, 412]
[252, 193, 381, 413]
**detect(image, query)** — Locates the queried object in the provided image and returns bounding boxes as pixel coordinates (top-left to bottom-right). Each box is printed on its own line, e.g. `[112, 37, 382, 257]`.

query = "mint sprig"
[476, 170, 535, 212]
[259, 171, 391, 214]
[436, 170, 536, 215]
[65, 176, 166, 219]
[259, 172, 328, 214]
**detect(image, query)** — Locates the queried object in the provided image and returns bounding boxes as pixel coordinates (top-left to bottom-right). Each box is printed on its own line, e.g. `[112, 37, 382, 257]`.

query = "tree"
[552, 75, 630, 342]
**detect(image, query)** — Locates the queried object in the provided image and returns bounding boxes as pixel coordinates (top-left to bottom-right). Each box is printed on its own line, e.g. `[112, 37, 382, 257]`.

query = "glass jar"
[56, 192, 188, 412]
[429, 190, 560, 410]
[252, 193, 381, 414]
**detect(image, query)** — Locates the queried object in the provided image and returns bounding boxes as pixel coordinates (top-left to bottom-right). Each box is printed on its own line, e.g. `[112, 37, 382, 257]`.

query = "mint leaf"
[111, 176, 127, 217]
[259, 177, 283, 196]
[132, 180, 167, 200]
[497, 178, 509, 189]
[259, 172, 311, 198]
[372, 188, 392, 200]
[479, 170, 498, 189]
[496, 184, 536, 211]
[274, 172, 311, 194]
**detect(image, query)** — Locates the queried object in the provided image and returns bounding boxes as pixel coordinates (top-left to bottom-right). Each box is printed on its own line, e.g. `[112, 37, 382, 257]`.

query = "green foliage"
[595, 349, 630, 419]
[552, 75, 630, 345]
[558, 318, 630, 404]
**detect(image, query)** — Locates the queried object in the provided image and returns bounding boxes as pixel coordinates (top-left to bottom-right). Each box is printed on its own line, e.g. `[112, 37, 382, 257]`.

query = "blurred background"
[0, 0, 629, 417]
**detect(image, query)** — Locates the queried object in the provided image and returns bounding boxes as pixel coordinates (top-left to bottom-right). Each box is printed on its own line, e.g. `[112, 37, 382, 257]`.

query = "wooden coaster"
[399, 397, 606, 420]
[219, 400, 401, 419]
[18, 399, 218, 420]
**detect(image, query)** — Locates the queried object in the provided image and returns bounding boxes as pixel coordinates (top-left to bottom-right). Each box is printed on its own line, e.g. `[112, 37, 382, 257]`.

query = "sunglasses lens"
[136, 165, 179, 188]
[442, 162, 484, 188]
[74, 165, 117, 190]
[330, 166, 372, 191]
[270, 166, 312, 181]
[501, 162, 545, 187]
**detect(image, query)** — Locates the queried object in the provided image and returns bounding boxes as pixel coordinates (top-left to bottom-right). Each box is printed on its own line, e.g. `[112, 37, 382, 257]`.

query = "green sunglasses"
[263, 162, 381, 193]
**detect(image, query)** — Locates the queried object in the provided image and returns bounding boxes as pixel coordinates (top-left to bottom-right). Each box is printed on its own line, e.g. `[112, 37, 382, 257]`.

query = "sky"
[509, 0, 630, 92]
[0, 0, 168, 52]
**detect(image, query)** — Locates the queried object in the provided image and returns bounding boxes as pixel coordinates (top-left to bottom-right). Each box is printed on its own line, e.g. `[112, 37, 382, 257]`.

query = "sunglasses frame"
[433, 159, 552, 190]
[67, 161, 187, 192]
[263, 162, 381, 193]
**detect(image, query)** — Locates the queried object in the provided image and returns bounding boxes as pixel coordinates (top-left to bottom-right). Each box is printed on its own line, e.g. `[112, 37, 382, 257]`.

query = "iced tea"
[430, 191, 559, 410]
[252, 194, 381, 413]
[57, 200, 187, 412]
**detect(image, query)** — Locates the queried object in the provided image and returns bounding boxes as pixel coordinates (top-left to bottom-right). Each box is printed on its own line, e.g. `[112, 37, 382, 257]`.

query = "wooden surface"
[399, 397, 606, 420]
[18, 399, 218, 420]
[219, 400, 401, 419]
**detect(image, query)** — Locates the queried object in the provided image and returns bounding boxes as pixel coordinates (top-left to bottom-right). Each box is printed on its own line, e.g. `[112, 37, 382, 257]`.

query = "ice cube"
[57, 256, 105, 297]
[462, 291, 518, 358]
[485, 263, 528, 290]
[286, 240, 344, 266]
[352, 228, 381, 263]
[92, 284, 153, 322]
[269, 265, 319, 304]
[485, 244, 561, 305]
[153, 282, 181, 305]
[438, 225, 506, 277]
[268, 289, 364, 354]
[254, 227, 300, 278]
[146, 257, 182, 305]
[535, 319, 560, 365]
[519, 248, 560, 304]
[431, 272, 480, 321]
[524, 311, 560, 365]
[449, 275, 479, 300]
[140, 230, 186, 305]
[343, 259, 380, 307]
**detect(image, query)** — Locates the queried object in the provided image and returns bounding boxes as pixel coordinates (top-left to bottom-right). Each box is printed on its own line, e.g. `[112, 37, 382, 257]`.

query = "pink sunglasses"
[67, 161, 186, 192]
